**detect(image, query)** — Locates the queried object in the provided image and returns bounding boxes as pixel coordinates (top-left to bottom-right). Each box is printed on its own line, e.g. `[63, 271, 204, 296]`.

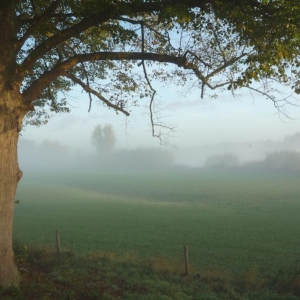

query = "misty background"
[18, 123, 300, 175]
[19, 84, 300, 175]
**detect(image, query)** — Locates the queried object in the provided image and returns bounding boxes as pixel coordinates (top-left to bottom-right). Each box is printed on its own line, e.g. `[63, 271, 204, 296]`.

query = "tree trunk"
[0, 1, 29, 287]
[0, 109, 24, 287]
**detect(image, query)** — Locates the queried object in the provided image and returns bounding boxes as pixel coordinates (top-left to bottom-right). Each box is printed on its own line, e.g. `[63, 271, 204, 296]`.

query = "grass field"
[13, 169, 300, 276]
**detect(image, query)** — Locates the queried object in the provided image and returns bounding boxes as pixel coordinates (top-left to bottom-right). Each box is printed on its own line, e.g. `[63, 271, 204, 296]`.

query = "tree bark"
[0, 107, 24, 287]
[0, 1, 26, 287]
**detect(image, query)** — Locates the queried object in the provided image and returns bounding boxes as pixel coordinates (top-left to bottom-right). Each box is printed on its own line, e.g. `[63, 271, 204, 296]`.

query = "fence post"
[184, 245, 189, 276]
[55, 230, 60, 255]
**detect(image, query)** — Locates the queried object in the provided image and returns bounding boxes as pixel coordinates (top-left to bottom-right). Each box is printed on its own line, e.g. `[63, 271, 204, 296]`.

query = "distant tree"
[91, 125, 104, 153]
[102, 125, 117, 154]
[263, 150, 300, 171]
[203, 153, 240, 169]
[91, 124, 116, 155]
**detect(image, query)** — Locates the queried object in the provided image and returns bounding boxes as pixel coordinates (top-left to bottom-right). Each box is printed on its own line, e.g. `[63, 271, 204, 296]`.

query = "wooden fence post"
[55, 230, 60, 255]
[184, 245, 189, 276]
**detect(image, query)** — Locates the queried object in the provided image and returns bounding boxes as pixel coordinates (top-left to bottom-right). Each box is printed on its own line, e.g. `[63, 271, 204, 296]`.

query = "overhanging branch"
[20, 11, 114, 73]
[22, 51, 246, 103]
[62, 71, 130, 116]
[19, 0, 211, 76]
[22, 52, 188, 102]
[206, 52, 251, 80]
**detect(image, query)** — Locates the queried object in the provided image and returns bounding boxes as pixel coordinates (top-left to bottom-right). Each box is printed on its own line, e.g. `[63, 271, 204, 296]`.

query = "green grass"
[1, 242, 300, 300]
[14, 170, 300, 276]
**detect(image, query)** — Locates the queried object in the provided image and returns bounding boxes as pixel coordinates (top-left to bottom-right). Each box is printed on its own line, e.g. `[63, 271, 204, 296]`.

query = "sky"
[21, 81, 300, 158]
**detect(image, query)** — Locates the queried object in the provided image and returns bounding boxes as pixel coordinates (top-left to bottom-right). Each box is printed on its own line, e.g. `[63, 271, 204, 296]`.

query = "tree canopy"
[5, 0, 300, 136]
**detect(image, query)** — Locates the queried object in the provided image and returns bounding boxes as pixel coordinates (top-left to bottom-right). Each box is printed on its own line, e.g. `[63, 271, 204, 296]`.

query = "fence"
[54, 230, 190, 275]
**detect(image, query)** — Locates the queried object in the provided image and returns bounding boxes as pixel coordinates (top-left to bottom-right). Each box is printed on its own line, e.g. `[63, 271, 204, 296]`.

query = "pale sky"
[21, 82, 300, 154]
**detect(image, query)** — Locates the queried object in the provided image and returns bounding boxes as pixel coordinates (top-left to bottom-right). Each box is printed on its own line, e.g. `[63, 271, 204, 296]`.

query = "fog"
[18, 131, 300, 176]
[18, 138, 176, 175]
[173, 132, 300, 168]
[19, 83, 300, 176]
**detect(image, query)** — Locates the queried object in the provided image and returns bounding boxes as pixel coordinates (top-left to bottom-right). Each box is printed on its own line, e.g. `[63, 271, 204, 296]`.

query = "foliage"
[4, 0, 300, 136]
[13, 240, 28, 266]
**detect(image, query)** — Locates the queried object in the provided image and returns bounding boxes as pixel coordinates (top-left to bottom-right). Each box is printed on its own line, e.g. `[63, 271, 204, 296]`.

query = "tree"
[91, 124, 116, 154]
[1, 0, 300, 287]
[263, 150, 300, 171]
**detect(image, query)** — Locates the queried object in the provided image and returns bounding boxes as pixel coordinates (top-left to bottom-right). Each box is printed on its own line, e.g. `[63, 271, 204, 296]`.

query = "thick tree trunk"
[0, 110, 24, 287]
[0, 1, 30, 287]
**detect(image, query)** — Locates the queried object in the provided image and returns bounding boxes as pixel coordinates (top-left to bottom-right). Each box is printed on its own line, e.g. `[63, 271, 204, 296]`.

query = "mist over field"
[173, 131, 300, 167]
[15, 126, 300, 300]
[18, 130, 300, 175]
[18, 139, 175, 175]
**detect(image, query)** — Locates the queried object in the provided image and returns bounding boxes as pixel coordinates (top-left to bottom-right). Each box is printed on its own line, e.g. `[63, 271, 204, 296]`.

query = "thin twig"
[183, 50, 212, 68]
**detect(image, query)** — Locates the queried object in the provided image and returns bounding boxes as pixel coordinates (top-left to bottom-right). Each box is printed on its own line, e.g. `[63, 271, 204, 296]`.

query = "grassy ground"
[8, 169, 300, 299]
[14, 170, 300, 275]
[2, 242, 300, 300]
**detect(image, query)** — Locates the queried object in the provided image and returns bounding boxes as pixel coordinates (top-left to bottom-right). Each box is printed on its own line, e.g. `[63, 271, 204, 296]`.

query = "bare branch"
[139, 23, 174, 143]
[141, 60, 156, 137]
[244, 84, 299, 119]
[60, 44, 93, 112]
[206, 52, 251, 80]
[141, 21, 145, 54]
[62, 71, 130, 116]
[183, 50, 212, 68]
[84, 66, 93, 113]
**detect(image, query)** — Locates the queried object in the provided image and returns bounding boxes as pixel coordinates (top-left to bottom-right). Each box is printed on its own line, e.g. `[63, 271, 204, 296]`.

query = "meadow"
[13, 169, 300, 276]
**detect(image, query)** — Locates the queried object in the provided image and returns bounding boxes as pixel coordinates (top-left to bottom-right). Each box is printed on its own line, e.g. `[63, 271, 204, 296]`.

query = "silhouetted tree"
[91, 124, 116, 155]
